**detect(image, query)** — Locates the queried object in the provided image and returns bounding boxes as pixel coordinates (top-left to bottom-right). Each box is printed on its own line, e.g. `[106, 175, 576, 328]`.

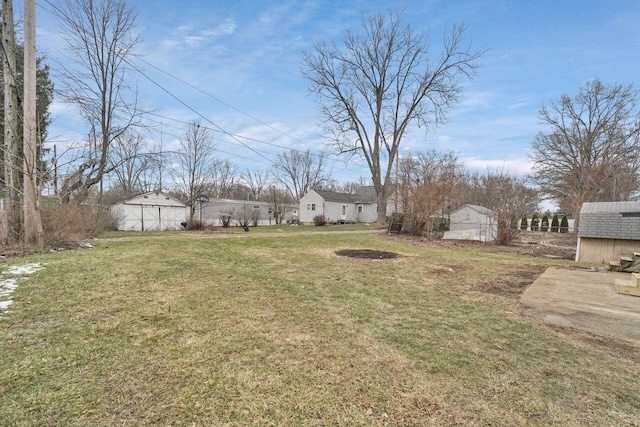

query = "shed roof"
[452, 204, 496, 217]
[115, 191, 187, 207]
[578, 201, 640, 240]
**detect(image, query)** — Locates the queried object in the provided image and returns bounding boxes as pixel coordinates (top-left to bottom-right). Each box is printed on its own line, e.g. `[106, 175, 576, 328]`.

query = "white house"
[198, 198, 299, 226]
[299, 186, 397, 223]
[110, 191, 189, 231]
[443, 204, 497, 242]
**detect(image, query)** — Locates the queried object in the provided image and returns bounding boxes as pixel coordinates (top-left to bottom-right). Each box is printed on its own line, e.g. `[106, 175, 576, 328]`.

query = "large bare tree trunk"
[2, 0, 20, 243]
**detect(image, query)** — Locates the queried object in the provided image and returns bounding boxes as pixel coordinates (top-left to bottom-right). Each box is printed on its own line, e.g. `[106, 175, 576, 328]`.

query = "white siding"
[111, 192, 188, 231]
[299, 191, 325, 223]
[356, 203, 377, 223]
[444, 205, 497, 242]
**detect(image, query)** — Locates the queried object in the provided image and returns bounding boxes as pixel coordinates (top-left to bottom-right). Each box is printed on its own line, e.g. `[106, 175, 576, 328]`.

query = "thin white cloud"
[160, 19, 237, 50]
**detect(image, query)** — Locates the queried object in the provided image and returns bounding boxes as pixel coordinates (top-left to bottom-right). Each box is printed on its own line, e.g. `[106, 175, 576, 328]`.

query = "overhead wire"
[124, 57, 275, 164]
[135, 57, 322, 152]
[129, 58, 365, 173]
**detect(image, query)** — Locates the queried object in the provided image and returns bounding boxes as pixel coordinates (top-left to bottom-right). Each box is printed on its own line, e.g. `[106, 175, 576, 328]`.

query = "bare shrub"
[220, 210, 234, 228]
[313, 215, 327, 226]
[399, 150, 465, 236]
[187, 220, 204, 230]
[42, 204, 115, 247]
[251, 209, 260, 227]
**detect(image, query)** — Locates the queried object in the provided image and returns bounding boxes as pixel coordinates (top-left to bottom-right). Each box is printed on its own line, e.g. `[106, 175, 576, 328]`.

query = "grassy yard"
[0, 232, 638, 426]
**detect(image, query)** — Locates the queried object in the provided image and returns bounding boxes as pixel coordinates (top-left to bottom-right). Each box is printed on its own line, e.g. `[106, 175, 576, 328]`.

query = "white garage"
[111, 191, 189, 231]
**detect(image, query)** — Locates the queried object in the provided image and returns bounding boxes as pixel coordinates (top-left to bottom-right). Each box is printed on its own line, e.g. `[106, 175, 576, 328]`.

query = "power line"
[131, 59, 360, 170]
[125, 57, 274, 163]
[135, 57, 320, 151]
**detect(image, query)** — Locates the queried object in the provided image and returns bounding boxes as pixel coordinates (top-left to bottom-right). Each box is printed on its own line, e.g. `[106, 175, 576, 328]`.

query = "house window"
[341, 205, 346, 215]
[357, 205, 363, 213]
[306, 204, 311, 211]
[253, 205, 259, 209]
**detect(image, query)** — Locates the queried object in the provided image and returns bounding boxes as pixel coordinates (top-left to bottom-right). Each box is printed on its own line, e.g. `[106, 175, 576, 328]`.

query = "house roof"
[311, 186, 380, 204]
[354, 186, 378, 203]
[314, 189, 360, 204]
[453, 204, 496, 217]
[579, 201, 640, 240]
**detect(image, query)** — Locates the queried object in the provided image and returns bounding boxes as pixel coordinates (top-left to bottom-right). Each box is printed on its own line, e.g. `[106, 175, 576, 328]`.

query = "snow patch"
[5, 263, 45, 275]
[0, 278, 18, 297]
[0, 263, 45, 317]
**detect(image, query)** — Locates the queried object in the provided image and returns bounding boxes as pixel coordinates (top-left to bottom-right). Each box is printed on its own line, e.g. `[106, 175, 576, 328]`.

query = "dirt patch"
[475, 265, 547, 298]
[385, 232, 577, 260]
[336, 249, 399, 259]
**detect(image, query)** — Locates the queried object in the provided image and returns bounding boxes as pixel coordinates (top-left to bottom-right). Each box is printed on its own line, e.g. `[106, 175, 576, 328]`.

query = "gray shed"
[443, 204, 497, 242]
[576, 201, 640, 263]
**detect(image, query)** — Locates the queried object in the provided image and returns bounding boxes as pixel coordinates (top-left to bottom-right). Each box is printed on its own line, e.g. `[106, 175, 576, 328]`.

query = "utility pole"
[53, 144, 58, 195]
[2, 0, 20, 243]
[23, 0, 43, 247]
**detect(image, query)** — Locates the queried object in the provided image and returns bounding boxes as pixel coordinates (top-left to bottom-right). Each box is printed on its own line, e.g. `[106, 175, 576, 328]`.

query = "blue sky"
[33, 0, 640, 186]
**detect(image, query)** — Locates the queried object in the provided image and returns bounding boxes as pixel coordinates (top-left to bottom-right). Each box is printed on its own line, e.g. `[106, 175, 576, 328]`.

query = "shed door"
[141, 206, 161, 231]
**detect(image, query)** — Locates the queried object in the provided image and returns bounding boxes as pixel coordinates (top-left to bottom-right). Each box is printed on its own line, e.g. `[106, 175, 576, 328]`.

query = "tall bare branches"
[302, 11, 482, 223]
[530, 79, 640, 218]
[174, 121, 217, 222]
[272, 148, 330, 200]
[48, 0, 140, 204]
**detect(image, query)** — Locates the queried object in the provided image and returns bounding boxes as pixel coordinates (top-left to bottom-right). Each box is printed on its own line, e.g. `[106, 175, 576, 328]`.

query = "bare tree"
[174, 121, 217, 222]
[399, 150, 465, 235]
[107, 131, 156, 196]
[272, 148, 330, 200]
[268, 185, 294, 225]
[530, 78, 640, 220]
[302, 11, 482, 223]
[48, 0, 141, 204]
[241, 168, 270, 201]
[209, 159, 238, 199]
[462, 168, 539, 244]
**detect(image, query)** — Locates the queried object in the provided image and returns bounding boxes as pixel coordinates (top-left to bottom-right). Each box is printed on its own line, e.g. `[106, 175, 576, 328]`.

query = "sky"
[28, 0, 640, 189]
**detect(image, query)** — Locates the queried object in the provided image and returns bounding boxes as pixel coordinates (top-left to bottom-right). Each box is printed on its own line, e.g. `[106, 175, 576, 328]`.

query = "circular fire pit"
[335, 249, 398, 259]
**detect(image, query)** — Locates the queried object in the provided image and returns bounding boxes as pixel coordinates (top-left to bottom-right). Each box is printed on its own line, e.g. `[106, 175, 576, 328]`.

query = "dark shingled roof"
[313, 189, 359, 204]
[578, 201, 640, 240]
[313, 186, 379, 204]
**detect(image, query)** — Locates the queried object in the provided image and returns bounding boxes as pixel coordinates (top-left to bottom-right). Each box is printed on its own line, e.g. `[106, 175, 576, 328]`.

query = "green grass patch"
[0, 233, 638, 425]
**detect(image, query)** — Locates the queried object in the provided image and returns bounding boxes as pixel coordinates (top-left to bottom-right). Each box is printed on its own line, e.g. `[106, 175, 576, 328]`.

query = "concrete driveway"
[520, 267, 640, 342]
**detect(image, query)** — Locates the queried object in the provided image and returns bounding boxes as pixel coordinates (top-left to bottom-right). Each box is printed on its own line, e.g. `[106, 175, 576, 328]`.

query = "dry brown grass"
[0, 232, 638, 425]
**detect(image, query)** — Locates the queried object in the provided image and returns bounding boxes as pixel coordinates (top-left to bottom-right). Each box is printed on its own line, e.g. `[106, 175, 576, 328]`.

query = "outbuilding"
[443, 204, 497, 243]
[576, 201, 640, 263]
[110, 191, 189, 231]
[198, 198, 299, 226]
[299, 186, 396, 224]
